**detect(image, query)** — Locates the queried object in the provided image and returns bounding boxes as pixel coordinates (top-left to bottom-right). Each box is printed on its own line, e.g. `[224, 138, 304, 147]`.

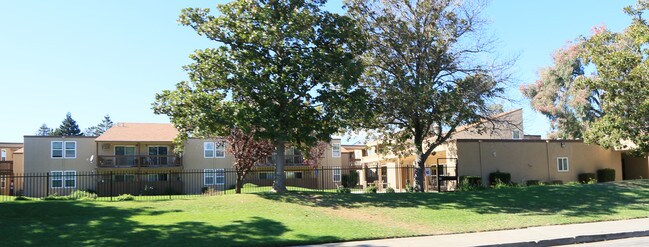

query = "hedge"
[597, 168, 616, 183]
[489, 171, 511, 185]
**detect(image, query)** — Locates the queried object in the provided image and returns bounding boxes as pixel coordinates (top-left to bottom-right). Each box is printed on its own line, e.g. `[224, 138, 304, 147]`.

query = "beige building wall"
[455, 140, 623, 185]
[23, 136, 97, 196]
[622, 154, 649, 179]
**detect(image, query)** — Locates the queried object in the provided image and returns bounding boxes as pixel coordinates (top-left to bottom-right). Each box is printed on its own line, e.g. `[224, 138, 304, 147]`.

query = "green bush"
[341, 170, 360, 188]
[405, 180, 416, 192]
[492, 179, 510, 189]
[578, 173, 596, 184]
[116, 194, 135, 201]
[489, 171, 511, 185]
[385, 187, 396, 193]
[458, 176, 484, 191]
[14, 196, 31, 201]
[336, 185, 351, 194]
[69, 190, 98, 200]
[364, 185, 377, 194]
[550, 180, 563, 185]
[597, 168, 616, 183]
[43, 193, 70, 200]
[526, 180, 540, 186]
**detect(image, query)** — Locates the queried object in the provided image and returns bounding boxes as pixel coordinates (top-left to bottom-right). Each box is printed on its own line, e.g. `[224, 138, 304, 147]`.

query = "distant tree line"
[36, 113, 114, 137]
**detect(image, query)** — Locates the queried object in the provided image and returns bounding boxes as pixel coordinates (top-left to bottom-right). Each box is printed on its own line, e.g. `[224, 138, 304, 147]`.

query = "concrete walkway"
[304, 218, 649, 247]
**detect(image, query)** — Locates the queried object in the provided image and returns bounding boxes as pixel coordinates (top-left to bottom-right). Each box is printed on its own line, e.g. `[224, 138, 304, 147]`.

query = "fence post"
[110, 171, 114, 201]
[320, 167, 324, 192]
[168, 170, 172, 200]
[46, 172, 50, 197]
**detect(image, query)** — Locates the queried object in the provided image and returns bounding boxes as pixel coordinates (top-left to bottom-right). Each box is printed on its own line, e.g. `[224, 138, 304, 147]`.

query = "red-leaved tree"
[303, 141, 328, 168]
[226, 128, 275, 194]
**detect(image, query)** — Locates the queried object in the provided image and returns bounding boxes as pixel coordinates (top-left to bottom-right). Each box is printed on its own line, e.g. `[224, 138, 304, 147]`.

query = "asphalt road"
[568, 236, 649, 246]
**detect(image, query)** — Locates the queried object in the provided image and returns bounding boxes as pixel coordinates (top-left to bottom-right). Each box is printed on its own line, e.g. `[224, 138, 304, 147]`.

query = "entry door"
[148, 146, 168, 165]
[115, 146, 136, 166]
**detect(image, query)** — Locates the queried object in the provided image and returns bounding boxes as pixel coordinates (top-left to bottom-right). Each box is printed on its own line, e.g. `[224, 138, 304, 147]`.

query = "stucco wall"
[622, 154, 649, 179]
[456, 140, 622, 185]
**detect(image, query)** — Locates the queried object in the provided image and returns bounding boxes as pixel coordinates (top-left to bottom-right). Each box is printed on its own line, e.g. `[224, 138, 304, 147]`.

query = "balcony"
[0, 161, 12, 174]
[265, 155, 305, 166]
[98, 155, 182, 168]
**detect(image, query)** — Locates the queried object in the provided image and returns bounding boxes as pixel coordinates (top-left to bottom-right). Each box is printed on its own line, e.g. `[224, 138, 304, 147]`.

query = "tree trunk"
[272, 140, 287, 193]
[414, 152, 426, 192]
[235, 175, 243, 194]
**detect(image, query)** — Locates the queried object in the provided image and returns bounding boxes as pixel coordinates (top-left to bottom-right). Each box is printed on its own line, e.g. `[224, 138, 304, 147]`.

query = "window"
[144, 173, 168, 182]
[204, 142, 226, 158]
[148, 146, 169, 165]
[113, 174, 135, 182]
[1, 176, 5, 188]
[557, 157, 569, 172]
[0, 149, 5, 161]
[259, 172, 274, 180]
[51, 170, 76, 188]
[286, 171, 303, 179]
[512, 130, 521, 139]
[204, 169, 225, 185]
[51, 141, 76, 159]
[333, 167, 341, 182]
[332, 143, 341, 157]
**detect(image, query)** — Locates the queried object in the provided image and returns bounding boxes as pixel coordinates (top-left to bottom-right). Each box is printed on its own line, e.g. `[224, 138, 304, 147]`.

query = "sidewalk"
[304, 218, 649, 247]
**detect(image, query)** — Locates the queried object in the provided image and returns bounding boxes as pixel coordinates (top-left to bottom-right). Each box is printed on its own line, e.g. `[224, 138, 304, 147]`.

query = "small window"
[204, 169, 215, 185]
[259, 172, 274, 180]
[65, 141, 76, 158]
[64, 171, 76, 188]
[332, 144, 341, 157]
[51, 170, 75, 188]
[333, 167, 341, 182]
[215, 169, 225, 184]
[557, 157, 569, 172]
[512, 130, 521, 139]
[215, 142, 225, 158]
[204, 142, 215, 158]
[0, 149, 5, 161]
[51, 171, 63, 188]
[51, 141, 63, 158]
[286, 171, 303, 179]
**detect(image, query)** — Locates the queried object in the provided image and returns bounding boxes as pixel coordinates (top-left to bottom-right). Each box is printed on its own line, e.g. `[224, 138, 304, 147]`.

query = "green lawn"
[2, 180, 649, 246]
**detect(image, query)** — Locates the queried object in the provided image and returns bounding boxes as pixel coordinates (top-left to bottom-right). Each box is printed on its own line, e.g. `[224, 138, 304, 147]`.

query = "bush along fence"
[0, 165, 459, 201]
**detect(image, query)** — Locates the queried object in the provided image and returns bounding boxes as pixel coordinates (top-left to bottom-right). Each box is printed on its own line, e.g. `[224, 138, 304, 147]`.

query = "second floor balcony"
[98, 155, 182, 168]
[0, 161, 12, 174]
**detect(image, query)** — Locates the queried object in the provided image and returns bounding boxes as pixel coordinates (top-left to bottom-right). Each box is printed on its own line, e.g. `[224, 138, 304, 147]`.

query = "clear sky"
[0, 0, 636, 143]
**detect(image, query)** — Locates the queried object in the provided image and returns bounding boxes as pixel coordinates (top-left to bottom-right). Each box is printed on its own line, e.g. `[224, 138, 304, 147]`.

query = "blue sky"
[0, 0, 635, 143]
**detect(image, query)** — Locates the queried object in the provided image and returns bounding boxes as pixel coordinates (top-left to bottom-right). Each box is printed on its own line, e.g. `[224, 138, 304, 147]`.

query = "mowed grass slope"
[2, 180, 649, 246]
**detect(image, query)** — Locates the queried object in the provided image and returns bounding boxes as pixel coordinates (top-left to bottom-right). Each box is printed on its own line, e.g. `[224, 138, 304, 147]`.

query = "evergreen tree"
[51, 113, 83, 136]
[84, 115, 114, 136]
[36, 124, 51, 136]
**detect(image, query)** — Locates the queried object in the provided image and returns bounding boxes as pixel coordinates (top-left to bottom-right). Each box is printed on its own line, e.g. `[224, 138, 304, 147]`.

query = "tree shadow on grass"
[256, 180, 649, 218]
[0, 201, 339, 246]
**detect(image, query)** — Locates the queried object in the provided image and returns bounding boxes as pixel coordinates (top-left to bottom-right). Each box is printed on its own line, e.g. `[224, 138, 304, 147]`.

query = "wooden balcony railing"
[98, 155, 182, 168]
[0, 161, 12, 174]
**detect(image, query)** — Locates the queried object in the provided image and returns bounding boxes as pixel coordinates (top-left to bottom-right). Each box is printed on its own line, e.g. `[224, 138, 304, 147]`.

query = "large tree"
[84, 115, 114, 136]
[522, 0, 648, 155]
[51, 112, 83, 136]
[153, 0, 368, 192]
[346, 0, 509, 191]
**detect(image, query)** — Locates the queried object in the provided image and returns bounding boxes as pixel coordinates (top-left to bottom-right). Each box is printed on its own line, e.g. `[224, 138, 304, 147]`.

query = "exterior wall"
[622, 154, 648, 180]
[456, 140, 623, 185]
[23, 136, 97, 196]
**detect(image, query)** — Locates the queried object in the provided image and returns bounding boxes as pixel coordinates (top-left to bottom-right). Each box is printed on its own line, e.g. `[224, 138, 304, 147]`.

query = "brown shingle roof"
[95, 123, 179, 142]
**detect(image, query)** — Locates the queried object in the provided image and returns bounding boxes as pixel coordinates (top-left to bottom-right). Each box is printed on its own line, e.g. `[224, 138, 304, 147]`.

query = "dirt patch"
[317, 206, 437, 235]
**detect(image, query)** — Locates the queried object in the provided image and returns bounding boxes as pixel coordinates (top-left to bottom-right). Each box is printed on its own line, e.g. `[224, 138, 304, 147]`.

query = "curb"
[479, 230, 649, 247]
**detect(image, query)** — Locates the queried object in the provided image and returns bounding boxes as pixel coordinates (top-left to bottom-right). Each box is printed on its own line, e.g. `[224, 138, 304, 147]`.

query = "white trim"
[215, 142, 225, 158]
[64, 141, 77, 159]
[204, 142, 215, 158]
[204, 169, 215, 185]
[51, 170, 76, 188]
[332, 143, 341, 157]
[51, 141, 63, 159]
[557, 157, 569, 172]
[64, 170, 76, 188]
[215, 168, 225, 185]
[333, 166, 341, 182]
[512, 130, 521, 139]
[0, 149, 5, 161]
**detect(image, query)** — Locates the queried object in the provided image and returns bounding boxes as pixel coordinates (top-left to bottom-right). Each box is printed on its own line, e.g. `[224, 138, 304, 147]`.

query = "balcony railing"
[265, 155, 305, 166]
[98, 155, 182, 168]
[0, 161, 12, 173]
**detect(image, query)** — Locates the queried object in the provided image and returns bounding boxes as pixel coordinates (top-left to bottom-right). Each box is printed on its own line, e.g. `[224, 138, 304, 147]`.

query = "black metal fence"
[0, 165, 457, 202]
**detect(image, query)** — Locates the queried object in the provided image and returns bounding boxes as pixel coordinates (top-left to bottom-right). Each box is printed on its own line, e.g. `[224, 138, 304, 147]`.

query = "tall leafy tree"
[36, 124, 51, 136]
[154, 0, 368, 192]
[346, 0, 510, 191]
[84, 115, 114, 136]
[51, 112, 83, 136]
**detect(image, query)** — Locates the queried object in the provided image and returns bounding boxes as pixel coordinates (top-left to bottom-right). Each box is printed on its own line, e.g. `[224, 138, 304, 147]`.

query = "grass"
[1, 180, 649, 246]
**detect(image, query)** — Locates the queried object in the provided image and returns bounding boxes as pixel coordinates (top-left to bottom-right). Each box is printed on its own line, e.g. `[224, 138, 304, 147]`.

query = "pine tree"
[84, 115, 114, 136]
[51, 113, 83, 136]
[36, 124, 51, 136]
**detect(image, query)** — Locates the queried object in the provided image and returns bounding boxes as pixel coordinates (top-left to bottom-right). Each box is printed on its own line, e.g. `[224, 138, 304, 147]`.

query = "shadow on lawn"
[0, 201, 338, 246]
[257, 180, 649, 217]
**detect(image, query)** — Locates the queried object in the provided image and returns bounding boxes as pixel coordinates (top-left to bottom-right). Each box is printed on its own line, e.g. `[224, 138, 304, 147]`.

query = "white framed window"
[204, 142, 215, 158]
[333, 167, 341, 182]
[332, 143, 341, 157]
[204, 169, 224, 185]
[51, 141, 76, 159]
[0, 149, 5, 161]
[512, 130, 521, 139]
[215, 142, 225, 158]
[51, 170, 76, 188]
[557, 157, 569, 172]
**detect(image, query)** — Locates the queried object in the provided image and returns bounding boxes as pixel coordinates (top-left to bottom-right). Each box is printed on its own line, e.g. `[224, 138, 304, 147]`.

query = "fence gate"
[437, 158, 458, 192]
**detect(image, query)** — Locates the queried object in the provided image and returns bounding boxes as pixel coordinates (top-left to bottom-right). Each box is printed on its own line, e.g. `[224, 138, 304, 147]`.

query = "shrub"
[492, 179, 510, 189]
[489, 171, 511, 185]
[341, 170, 360, 188]
[14, 196, 30, 201]
[364, 185, 377, 194]
[578, 173, 596, 184]
[405, 180, 416, 192]
[385, 187, 396, 193]
[336, 185, 351, 194]
[202, 187, 219, 196]
[550, 180, 563, 185]
[597, 168, 615, 183]
[458, 176, 483, 191]
[116, 194, 135, 201]
[526, 180, 540, 186]
[69, 190, 98, 200]
[43, 193, 70, 200]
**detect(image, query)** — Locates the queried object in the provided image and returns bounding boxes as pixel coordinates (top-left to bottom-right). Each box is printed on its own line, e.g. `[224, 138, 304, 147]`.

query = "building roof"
[95, 123, 179, 142]
[14, 148, 24, 154]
